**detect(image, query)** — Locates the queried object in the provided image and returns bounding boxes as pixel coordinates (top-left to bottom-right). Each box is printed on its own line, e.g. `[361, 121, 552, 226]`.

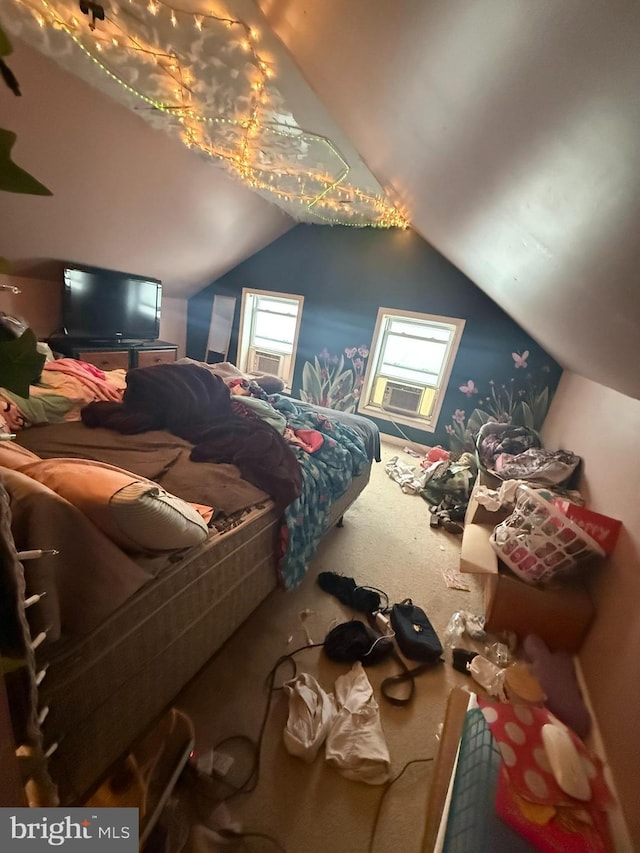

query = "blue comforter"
[272, 397, 369, 589]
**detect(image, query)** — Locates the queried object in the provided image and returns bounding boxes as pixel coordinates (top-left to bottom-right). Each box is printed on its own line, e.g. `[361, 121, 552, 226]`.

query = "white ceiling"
[2, 0, 639, 398]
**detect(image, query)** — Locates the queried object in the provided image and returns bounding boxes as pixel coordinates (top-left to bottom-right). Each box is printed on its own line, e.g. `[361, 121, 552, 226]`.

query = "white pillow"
[109, 481, 209, 551]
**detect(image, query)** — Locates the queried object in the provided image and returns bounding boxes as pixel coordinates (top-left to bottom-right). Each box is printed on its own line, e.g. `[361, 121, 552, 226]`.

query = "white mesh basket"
[490, 485, 605, 585]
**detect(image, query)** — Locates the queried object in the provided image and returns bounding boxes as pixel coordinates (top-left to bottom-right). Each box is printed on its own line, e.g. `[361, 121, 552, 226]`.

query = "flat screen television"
[62, 264, 162, 342]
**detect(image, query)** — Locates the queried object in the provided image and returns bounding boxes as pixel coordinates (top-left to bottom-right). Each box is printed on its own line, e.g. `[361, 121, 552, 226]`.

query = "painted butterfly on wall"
[512, 350, 529, 369]
[459, 380, 478, 397]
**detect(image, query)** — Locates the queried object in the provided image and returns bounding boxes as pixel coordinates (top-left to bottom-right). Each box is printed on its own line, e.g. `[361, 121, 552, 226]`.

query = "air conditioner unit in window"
[382, 381, 424, 416]
[252, 350, 283, 376]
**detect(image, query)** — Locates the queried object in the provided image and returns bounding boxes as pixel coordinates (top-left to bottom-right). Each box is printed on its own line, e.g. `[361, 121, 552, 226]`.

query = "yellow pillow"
[18, 458, 210, 553]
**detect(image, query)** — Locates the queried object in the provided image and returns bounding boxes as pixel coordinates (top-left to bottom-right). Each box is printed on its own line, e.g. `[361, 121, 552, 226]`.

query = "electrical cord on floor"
[211, 642, 324, 800]
[186, 643, 327, 852]
[368, 757, 435, 853]
[381, 410, 426, 458]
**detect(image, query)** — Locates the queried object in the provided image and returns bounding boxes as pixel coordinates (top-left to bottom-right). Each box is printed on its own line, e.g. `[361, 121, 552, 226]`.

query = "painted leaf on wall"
[0, 129, 52, 195]
[0, 328, 46, 397]
[302, 360, 323, 403]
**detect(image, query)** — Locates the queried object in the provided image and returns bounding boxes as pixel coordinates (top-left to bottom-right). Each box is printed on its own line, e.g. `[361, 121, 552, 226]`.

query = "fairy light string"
[10, 0, 408, 227]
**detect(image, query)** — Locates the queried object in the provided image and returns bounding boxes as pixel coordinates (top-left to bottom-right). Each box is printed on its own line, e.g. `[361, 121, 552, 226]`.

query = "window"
[358, 308, 465, 431]
[237, 289, 304, 390]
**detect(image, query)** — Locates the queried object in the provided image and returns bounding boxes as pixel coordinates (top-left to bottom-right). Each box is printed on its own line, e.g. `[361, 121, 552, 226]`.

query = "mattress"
[39, 462, 372, 802]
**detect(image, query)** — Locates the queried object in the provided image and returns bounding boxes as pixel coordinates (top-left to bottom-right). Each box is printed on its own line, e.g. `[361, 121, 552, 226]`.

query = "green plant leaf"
[466, 407, 493, 437]
[519, 401, 535, 429]
[0, 25, 12, 58]
[533, 386, 549, 429]
[328, 368, 353, 403]
[334, 393, 357, 413]
[302, 360, 323, 404]
[0, 129, 52, 195]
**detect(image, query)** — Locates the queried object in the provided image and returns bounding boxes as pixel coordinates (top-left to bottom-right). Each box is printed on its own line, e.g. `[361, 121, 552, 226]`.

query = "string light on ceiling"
[7, 0, 409, 228]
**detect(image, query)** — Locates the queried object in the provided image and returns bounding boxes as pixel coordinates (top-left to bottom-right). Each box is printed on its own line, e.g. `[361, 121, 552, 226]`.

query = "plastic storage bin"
[490, 485, 604, 585]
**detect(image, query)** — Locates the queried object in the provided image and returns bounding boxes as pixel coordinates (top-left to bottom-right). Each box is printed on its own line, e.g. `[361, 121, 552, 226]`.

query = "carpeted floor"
[173, 440, 484, 853]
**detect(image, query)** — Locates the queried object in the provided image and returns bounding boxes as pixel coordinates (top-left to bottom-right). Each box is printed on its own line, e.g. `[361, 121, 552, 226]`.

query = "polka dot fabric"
[478, 698, 612, 809]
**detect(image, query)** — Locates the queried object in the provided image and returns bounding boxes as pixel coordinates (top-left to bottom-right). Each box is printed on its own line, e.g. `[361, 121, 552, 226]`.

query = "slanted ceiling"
[258, 0, 640, 400]
[1, 1, 639, 399]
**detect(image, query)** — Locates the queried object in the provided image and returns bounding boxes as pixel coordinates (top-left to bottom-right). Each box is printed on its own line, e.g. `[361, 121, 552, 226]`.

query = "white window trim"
[237, 288, 304, 391]
[358, 307, 465, 432]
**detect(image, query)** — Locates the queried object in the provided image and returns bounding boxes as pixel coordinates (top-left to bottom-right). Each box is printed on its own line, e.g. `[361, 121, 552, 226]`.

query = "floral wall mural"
[188, 226, 563, 447]
[300, 345, 369, 412]
[445, 349, 554, 453]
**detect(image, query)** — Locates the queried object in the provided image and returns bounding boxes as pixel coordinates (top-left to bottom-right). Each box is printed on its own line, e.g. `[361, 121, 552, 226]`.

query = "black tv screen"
[62, 264, 162, 342]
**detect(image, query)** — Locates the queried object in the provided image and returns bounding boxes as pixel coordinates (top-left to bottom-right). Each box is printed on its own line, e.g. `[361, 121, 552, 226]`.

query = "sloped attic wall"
[542, 375, 640, 847]
[259, 0, 640, 401]
[0, 38, 293, 297]
[188, 225, 562, 449]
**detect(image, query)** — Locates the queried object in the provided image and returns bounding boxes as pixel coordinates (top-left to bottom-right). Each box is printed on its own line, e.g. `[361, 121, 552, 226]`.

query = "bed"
[0, 357, 379, 806]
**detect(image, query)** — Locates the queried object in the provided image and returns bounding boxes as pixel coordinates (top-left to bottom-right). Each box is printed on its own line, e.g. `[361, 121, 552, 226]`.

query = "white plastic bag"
[468, 655, 507, 701]
[283, 673, 336, 763]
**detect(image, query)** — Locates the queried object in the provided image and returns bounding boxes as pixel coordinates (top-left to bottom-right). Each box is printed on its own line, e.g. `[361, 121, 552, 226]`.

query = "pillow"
[253, 373, 285, 394]
[17, 458, 210, 553]
[0, 441, 41, 468]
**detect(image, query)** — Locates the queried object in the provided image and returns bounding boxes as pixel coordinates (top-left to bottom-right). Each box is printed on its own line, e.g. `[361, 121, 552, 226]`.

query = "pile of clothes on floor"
[385, 445, 477, 533]
[476, 422, 581, 486]
[386, 422, 583, 535]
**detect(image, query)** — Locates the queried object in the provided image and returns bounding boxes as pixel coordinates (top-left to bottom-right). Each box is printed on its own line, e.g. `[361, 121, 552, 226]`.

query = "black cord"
[368, 757, 434, 853]
[187, 644, 326, 852]
[194, 643, 324, 802]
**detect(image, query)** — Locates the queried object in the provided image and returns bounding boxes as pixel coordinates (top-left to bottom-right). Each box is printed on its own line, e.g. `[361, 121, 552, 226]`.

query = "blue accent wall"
[188, 225, 561, 448]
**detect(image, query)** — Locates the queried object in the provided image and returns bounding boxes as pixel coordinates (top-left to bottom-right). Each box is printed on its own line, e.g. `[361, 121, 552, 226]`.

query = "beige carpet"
[174, 440, 483, 853]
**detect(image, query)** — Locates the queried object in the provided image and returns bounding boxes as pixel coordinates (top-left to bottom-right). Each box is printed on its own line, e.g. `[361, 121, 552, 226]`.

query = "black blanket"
[81, 363, 301, 507]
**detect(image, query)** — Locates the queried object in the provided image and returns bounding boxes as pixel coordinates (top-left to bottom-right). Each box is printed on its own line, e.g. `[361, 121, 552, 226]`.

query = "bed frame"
[22, 462, 372, 804]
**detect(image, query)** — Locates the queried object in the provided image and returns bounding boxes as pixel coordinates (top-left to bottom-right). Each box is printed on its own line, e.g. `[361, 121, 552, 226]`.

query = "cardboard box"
[464, 470, 512, 526]
[460, 521, 594, 652]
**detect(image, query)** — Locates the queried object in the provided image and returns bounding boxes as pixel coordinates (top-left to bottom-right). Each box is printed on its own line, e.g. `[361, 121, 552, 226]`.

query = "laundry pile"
[385, 448, 478, 533]
[476, 422, 581, 487]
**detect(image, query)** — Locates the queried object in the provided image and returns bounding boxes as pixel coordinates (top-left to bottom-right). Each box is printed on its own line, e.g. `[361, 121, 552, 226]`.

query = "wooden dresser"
[49, 339, 178, 370]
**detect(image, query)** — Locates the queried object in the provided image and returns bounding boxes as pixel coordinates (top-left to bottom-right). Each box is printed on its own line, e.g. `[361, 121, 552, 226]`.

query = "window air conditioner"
[382, 381, 424, 416]
[252, 350, 283, 376]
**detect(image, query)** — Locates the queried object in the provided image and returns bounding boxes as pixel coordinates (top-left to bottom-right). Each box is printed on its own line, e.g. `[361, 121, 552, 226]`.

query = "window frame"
[357, 307, 465, 432]
[237, 288, 305, 391]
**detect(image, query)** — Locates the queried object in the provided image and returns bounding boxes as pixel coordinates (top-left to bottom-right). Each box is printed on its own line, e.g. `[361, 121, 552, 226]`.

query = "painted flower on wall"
[445, 353, 553, 453]
[300, 345, 369, 412]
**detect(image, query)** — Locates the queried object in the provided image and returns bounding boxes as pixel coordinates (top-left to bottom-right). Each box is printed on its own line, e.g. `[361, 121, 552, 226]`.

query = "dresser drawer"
[75, 349, 130, 371]
[135, 348, 177, 368]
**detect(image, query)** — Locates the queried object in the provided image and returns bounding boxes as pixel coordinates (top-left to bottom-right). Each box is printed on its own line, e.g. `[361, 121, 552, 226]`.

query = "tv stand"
[49, 337, 178, 371]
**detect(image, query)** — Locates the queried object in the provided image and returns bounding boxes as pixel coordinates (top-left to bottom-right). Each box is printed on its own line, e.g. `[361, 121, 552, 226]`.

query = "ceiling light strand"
[8, 0, 408, 228]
